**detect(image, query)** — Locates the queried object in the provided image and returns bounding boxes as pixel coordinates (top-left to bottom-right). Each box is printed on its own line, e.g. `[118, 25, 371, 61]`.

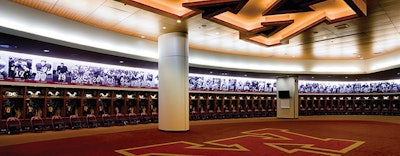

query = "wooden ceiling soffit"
[182, 0, 249, 19]
[344, 0, 367, 16]
[115, 0, 197, 19]
[183, 0, 367, 47]
[239, 20, 294, 44]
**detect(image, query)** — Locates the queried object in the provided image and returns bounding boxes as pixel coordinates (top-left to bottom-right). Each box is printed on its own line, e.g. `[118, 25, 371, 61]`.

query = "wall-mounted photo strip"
[188, 74, 276, 92]
[1, 50, 399, 93]
[299, 80, 400, 93]
[0, 51, 159, 88]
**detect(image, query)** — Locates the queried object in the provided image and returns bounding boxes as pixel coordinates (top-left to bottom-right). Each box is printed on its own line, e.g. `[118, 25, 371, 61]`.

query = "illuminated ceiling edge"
[0, 0, 398, 75]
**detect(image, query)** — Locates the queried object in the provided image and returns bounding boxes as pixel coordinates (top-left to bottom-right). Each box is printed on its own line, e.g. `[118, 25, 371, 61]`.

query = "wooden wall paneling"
[123, 91, 127, 114]
[205, 93, 210, 112]
[22, 86, 27, 119]
[322, 96, 327, 115]
[196, 93, 200, 112]
[250, 95, 254, 110]
[325, 96, 330, 114]
[221, 95, 229, 113]
[62, 89, 67, 117]
[313, 96, 318, 115]
[212, 94, 217, 112]
[318, 96, 323, 115]
[267, 95, 271, 110]
[134, 92, 139, 114]
[354, 96, 361, 114]
[146, 92, 151, 114]
[110, 90, 115, 115]
[332, 96, 337, 114]
[43, 87, 48, 118]
[235, 95, 240, 112]
[191, 94, 195, 112]
[272, 96, 276, 114]
[393, 95, 399, 115]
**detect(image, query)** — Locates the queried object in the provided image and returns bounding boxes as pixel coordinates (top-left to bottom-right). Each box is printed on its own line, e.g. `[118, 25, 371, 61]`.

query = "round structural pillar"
[158, 32, 189, 131]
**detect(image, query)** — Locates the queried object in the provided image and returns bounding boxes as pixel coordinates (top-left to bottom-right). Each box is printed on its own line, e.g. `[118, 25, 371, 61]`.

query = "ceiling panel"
[8, 0, 400, 61]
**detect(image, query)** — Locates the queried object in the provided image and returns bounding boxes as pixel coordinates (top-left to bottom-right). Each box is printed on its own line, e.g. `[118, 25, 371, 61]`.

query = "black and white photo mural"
[0, 51, 399, 93]
[299, 80, 400, 93]
[0, 51, 159, 88]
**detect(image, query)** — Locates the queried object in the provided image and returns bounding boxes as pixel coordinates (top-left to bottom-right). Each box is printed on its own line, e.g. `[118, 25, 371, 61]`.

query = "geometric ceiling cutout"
[263, 0, 327, 15]
[184, 0, 367, 47]
[117, 0, 367, 47]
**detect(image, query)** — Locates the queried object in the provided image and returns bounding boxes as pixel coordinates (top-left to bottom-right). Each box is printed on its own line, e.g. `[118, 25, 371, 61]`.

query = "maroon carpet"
[0, 120, 399, 156]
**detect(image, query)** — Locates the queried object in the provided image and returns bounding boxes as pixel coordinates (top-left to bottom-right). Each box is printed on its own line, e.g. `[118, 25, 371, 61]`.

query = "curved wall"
[0, 0, 399, 75]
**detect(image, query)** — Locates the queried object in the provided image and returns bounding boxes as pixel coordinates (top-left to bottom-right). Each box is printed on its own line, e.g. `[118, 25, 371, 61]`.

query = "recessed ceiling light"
[244, 74, 247, 77]
[334, 24, 349, 30]
[119, 60, 124, 64]
[43, 49, 50, 53]
[162, 26, 166, 30]
[209, 71, 213, 74]
[176, 19, 181, 23]
[345, 76, 348, 79]
[140, 35, 145, 38]
[311, 76, 314, 79]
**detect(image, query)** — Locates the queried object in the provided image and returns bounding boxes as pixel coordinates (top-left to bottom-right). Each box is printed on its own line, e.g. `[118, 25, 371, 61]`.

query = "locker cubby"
[1, 82, 398, 134]
[298, 94, 400, 116]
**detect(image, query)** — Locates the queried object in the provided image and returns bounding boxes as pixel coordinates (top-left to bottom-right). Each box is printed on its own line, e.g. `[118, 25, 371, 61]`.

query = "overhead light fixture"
[162, 26, 166, 30]
[176, 19, 182, 23]
[43, 49, 50, 53]
[119, 60, 124, 64]
[334, 24, 349, 30]
[140, 35, 145, 38]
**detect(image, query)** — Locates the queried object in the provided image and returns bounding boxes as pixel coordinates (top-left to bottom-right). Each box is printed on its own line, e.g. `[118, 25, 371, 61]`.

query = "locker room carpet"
[0, 116, 399, 156]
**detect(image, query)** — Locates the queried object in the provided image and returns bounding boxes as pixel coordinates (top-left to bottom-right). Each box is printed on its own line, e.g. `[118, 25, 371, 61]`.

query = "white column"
[276, 76, 299, 119]
[158, 32, 189, 131]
